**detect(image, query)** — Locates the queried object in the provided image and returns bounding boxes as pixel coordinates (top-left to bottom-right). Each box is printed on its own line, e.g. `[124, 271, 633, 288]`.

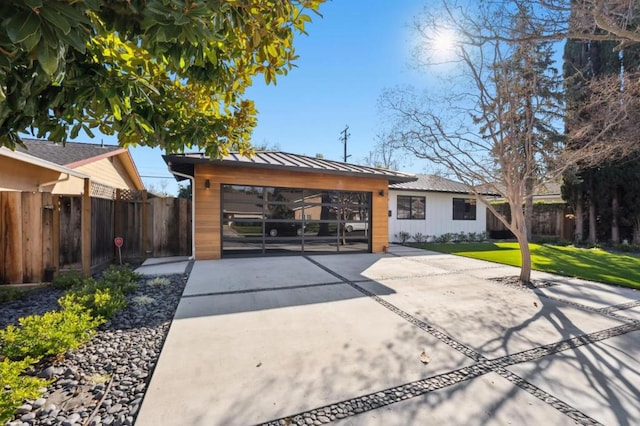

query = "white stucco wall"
[388, 190, 487, 242]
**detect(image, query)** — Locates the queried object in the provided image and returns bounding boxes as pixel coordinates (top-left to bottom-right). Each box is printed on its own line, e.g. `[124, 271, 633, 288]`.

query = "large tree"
[381, 1, 622, 283]
[0, 0, 323, 156]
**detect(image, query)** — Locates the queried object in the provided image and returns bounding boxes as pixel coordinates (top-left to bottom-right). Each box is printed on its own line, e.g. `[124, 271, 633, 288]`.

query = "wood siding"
[388, 190, 487, 242]
[55, 156, 137, 194]
[193, 164, 390, 259]
[0, 156, 61, 192]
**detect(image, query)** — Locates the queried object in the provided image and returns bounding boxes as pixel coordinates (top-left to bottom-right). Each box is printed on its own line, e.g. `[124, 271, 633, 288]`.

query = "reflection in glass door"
[221, 185, 371, 256]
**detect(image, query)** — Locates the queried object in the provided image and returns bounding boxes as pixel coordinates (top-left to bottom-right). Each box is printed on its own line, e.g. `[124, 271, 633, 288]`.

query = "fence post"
[82, 178, 91, 276]
[141, 190, 148, 259]
[52, 195, 60, 274]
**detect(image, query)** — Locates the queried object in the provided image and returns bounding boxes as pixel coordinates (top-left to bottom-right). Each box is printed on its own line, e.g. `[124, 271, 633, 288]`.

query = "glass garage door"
[221, 184, 371, 256]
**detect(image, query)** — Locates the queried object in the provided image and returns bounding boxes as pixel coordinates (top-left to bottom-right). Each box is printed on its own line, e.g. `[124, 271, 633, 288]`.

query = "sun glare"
[431, 29, 456, 59]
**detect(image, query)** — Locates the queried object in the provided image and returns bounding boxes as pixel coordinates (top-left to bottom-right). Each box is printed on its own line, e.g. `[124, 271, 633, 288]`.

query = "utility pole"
[340, 125, 351, 162]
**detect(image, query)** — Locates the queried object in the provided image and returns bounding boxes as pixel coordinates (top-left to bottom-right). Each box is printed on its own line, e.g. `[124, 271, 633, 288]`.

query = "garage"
[164, 151, 415, 259]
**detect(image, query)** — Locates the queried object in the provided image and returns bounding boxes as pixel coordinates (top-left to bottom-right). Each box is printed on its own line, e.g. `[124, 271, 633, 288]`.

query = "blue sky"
[125, 0, 430, 195]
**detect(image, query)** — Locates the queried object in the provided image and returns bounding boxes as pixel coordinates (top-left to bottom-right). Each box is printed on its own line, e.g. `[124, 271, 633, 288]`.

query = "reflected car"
[266, 222, 304, 237]
[345, 222, 369, 232]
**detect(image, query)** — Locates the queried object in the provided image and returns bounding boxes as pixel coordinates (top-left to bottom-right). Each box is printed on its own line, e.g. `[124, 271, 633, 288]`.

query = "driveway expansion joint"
[293, 256, 608, 426]
[181, 281, 347, 298]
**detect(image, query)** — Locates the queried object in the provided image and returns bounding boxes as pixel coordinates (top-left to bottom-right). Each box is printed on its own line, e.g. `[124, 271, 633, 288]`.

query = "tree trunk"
[518, 234, 532, 284]
[575, 192, 584, 243]
[633, 218, 640, 245]
[611, 191, 620, 243]
[510, 201, 531, 284]
[588, 200, 597, 243]
[525, 178, 534, 241]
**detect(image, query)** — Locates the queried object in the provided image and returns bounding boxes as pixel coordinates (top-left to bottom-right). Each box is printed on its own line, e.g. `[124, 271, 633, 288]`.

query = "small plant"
[147, 277, 171, 287]
[89, 373, 111, 384]
[59, 283, 127, 321]
[52, 271, 84, 290]
[132, 295, 156, 306]
[101, 265, 140, 294]
[0, 301, 101, 361]
[396, 231, 411, 245]
[413, 233, 426, 244]
[0, 358, 52, 423]
[0, 287, 29, 304]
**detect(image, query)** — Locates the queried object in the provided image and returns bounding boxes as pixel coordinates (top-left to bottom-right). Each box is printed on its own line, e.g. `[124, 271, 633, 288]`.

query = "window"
[453, 198, 477, 220]
[397, 195, 425, 220]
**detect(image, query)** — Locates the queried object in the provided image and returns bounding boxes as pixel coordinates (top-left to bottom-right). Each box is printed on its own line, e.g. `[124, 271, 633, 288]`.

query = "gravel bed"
[489, 275, 556, 291]
[3, 273, 188, 426]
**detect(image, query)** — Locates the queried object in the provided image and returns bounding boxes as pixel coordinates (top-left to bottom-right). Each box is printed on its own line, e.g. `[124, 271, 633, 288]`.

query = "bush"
[52, 271, 84, 290]
[147, 277, 171, 287]
[396, 231, 411, 244]
[413, 233, 426, 244]
[0, 358, 51, 423]
[59, 282, 127, 321]
[0, 287, 29, 305]
[101, 265, 140, 294]
[0, 301, 102, 361]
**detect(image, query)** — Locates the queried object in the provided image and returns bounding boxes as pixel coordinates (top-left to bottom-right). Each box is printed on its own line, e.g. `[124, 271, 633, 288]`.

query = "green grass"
[418, 242, 640, 289]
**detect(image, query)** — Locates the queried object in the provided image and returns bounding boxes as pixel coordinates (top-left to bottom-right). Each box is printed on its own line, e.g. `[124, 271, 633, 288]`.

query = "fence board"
[487, 203, 574, 240]
[1, 192, 23, 283]
[21, 192, 43, 283]
[1, 191, 191, 284]
[42, 193, 54, 271]
[59, 196, 82, 270]
[91, 197, 115, 268]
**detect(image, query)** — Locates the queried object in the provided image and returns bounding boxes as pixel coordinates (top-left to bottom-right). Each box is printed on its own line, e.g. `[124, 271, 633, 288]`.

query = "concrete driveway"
[136, 246, 640, 425]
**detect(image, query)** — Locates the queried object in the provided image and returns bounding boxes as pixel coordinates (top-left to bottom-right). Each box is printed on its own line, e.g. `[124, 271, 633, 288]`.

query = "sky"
[121, 0, 431, 195]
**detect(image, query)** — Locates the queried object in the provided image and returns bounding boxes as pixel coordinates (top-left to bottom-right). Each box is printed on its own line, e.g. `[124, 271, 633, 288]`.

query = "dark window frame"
[397, 195, 426, 220]
[452, 197, 477, 220]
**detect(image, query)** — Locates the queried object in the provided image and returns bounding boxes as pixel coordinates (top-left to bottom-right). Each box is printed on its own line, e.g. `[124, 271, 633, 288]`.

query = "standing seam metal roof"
[165, 151, 417, 183]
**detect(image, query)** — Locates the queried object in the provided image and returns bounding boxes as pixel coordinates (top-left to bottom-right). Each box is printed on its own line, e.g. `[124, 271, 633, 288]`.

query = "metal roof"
[16, 139, 124, 167]
[389, 174, 474, 194]
[164, 151, 417, 184]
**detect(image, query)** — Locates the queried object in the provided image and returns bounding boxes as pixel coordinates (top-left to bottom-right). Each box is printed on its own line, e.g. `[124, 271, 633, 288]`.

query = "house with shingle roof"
[13, 139, 144, 194]
[388, 174, 488, 242]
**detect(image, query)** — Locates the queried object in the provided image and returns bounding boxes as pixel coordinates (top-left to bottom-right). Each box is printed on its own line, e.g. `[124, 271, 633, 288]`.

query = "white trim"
[0, 147, 89, 179]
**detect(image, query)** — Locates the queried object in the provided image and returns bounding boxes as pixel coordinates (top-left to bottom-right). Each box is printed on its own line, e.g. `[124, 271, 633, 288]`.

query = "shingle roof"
[16, 139, 124, 167]
[165, 151, 417, 184]
[389, 174, 472, 193]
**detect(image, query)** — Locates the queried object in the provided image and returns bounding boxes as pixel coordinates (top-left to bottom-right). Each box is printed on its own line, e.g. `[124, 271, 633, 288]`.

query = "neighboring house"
[0, 147, 89, 192]
[388, 174, 487, 243]
[15, 139, 144, 194]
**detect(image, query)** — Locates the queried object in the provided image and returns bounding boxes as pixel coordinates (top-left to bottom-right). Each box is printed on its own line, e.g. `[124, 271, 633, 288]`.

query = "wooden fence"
[0, 190, 191, 284]
[486, 203, 574, 240]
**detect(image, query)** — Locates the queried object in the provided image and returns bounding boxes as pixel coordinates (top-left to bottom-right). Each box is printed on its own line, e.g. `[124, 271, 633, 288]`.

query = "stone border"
[256, 256, 633, 426]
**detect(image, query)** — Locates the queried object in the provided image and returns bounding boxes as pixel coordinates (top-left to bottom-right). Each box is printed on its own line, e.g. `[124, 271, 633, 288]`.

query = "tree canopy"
[0, 0, 323, 156]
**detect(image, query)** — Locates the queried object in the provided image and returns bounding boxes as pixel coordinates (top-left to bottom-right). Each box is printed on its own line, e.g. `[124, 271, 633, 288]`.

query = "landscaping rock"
[1, 272, 187, 425]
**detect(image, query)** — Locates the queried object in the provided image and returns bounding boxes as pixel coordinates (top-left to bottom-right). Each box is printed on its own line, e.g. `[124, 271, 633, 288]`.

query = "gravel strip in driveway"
[2, 273, 187, 426]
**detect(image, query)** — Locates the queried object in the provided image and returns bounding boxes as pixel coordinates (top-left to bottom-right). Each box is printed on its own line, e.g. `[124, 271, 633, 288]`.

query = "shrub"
[0, 358, 51, 423]
[59, 283, 127, 321]
[396, 231, 411, 244]
[101, 265, 140, 294]
[413, 233, 426, 244]
[0, 301, 102, 361]
[52, 271, 84, 290]
[147, 277, 171, 287]
[0, 287, 29, 305]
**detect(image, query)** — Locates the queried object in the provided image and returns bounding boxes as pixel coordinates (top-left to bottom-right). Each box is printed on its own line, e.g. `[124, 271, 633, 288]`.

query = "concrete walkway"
[136, 246, 640, 425]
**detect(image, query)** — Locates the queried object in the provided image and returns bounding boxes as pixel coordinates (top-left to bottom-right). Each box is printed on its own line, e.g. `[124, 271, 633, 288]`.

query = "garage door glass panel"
[222, 185, 371, 256]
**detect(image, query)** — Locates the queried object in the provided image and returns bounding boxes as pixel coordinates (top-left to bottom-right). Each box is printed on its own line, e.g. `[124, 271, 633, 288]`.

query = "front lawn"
[418, 242, 640, 289]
